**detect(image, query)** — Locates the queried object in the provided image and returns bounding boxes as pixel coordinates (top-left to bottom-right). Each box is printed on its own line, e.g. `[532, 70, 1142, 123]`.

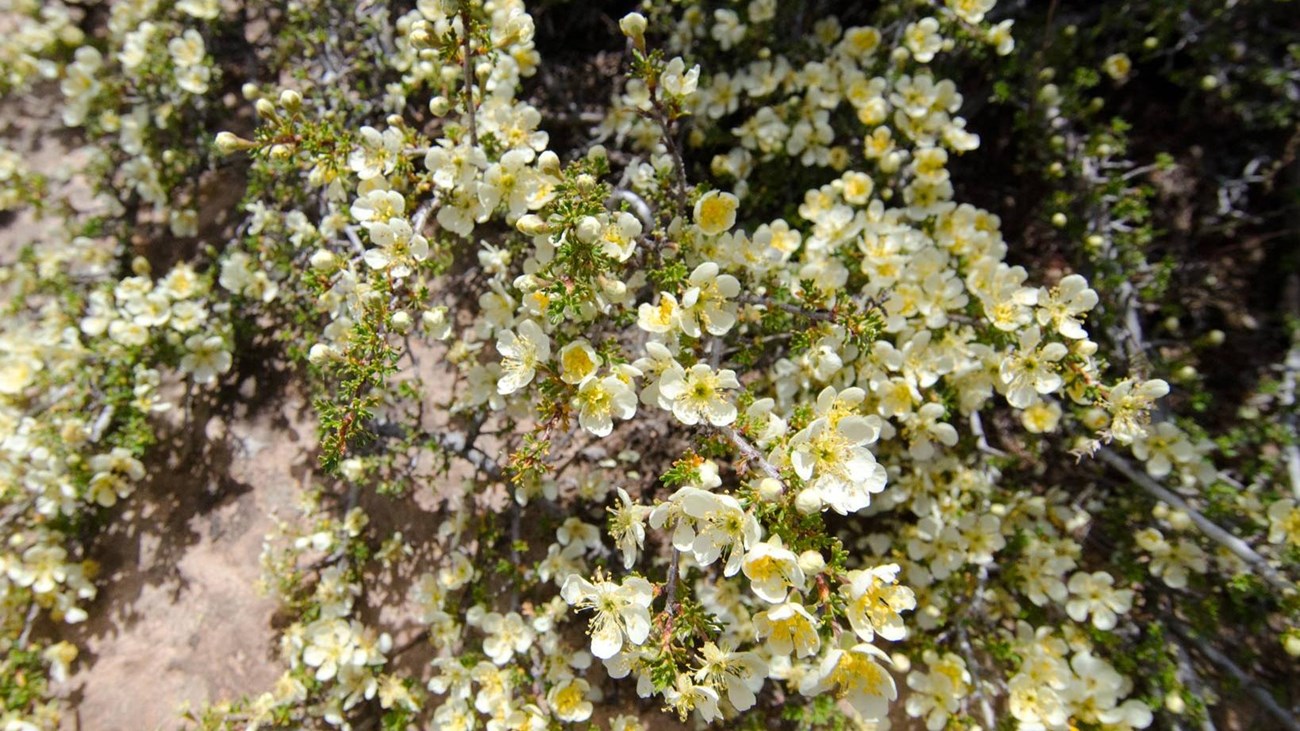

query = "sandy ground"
[1, 86, 307, 730]
[59, 395, 311, 731]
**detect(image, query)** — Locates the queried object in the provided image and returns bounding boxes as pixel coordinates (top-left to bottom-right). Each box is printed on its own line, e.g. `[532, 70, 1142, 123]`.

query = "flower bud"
[255, 97, 277, 119]
[391, 310, 413, 334]
[575, 215, 601, 243]
[409, 21, 433, 48]
[890, 652, 911, 674]
[794, 488, 822, 515]
[339, 457, 365, 482]
[428, 95, 452, 117]
[797, 550, 825, 576]
[279, 89, 302, 111]
[214, 131, 253, 154]
[309, 249, 337, 271]
[308, 343, 333, 365]
[756, 477, 784, 502]
[1285, 634, 1300, 657]
[619, 12, 647, 49]
[423, 307, 452, 340]
[241, 82, 260, 100]
[538, 150, 561, 177]
[515, 214, 550, 236]
[1164, 693, 1186, 714]
[1051, 212, 1068, 228]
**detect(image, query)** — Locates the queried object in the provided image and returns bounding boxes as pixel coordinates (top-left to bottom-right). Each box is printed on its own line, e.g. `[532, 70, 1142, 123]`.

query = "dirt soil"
[1, 87, 310, 730]
[59, 394, 311, 731]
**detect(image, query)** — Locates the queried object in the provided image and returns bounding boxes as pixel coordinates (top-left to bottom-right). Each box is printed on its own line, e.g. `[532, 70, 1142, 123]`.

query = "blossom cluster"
[1, 0, 1297, 729]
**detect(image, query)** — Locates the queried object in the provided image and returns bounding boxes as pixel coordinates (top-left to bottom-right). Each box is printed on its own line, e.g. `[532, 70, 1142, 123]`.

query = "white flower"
[1036, 274, 1098, 340]
[364, 217, 429, 279]
[800, 642, 896, 720]
[351, 189, 406, 227]
[481, 611, 535, 666]
[575, 374, 637, 437]
[168, 29, 205, 67]
[1000, 326, 1068, 408]
[741, 538, 805, 603]
[678, 262, 741, 337]
[302, 619, 358, 682]
[1268, 499, 1300, 546]
[693, 642, 765, 711]
[1131, 421, 1196, 478]
[637, 292, 680, 333]
[180, 334, 232, 385]
[496, 319, 550, 395]
[558, 339, 599, 384]
[581, 211, 641, 262]
[608, 488, 648, 569]
[787, 412, 886, 515]
[348, 125, 403, 181]
[946, 0, 996, 24]
[657, 363, 740, 426]
[693, 190, 739, 236]
[660, 57, 700, 98]
[754, 602, 821, 657]
[905, 651, 970, 731]
[177, 0, 219, 19]
[904, 17, 943, 63]
[1066, 571, 1134, 631]
[547, 677, 593, 722]
[840, 564, 916, 642]
[1107, 378, 1170, 444]
[561, 574, 653, 659]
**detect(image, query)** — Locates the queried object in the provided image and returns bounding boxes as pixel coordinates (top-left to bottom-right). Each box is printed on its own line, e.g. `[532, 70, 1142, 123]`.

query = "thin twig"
[342, 225, 367, 256]
[15, 603, 39, 650]
[663, 546, 681, 613]
[957, 624, 997, 731]
[459, 5, 477, 148]
[1167, 630, 1219, 731]
[716, 424, 785, 484]
[1278, 280, 1300, 500]
[735, 293, 834, 322]
[970, 411, 1007, 457]
[646, 103, 688, 214]
[610, 188, 654, 230]
[1097, 447, 1292, 592]
[1169, 621, 1300, 731]
[372, 420, 503, 480]
[412, 198, 435, 237]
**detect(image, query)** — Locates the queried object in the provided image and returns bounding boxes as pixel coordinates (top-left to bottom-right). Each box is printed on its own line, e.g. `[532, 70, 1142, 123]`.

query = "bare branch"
[1169, 621, 1300, 731]
[459, 5, 477, 148]
[1096, 447, 1292, 593]
[736, 293, 834, 322]
[716, 424, 786, 485]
